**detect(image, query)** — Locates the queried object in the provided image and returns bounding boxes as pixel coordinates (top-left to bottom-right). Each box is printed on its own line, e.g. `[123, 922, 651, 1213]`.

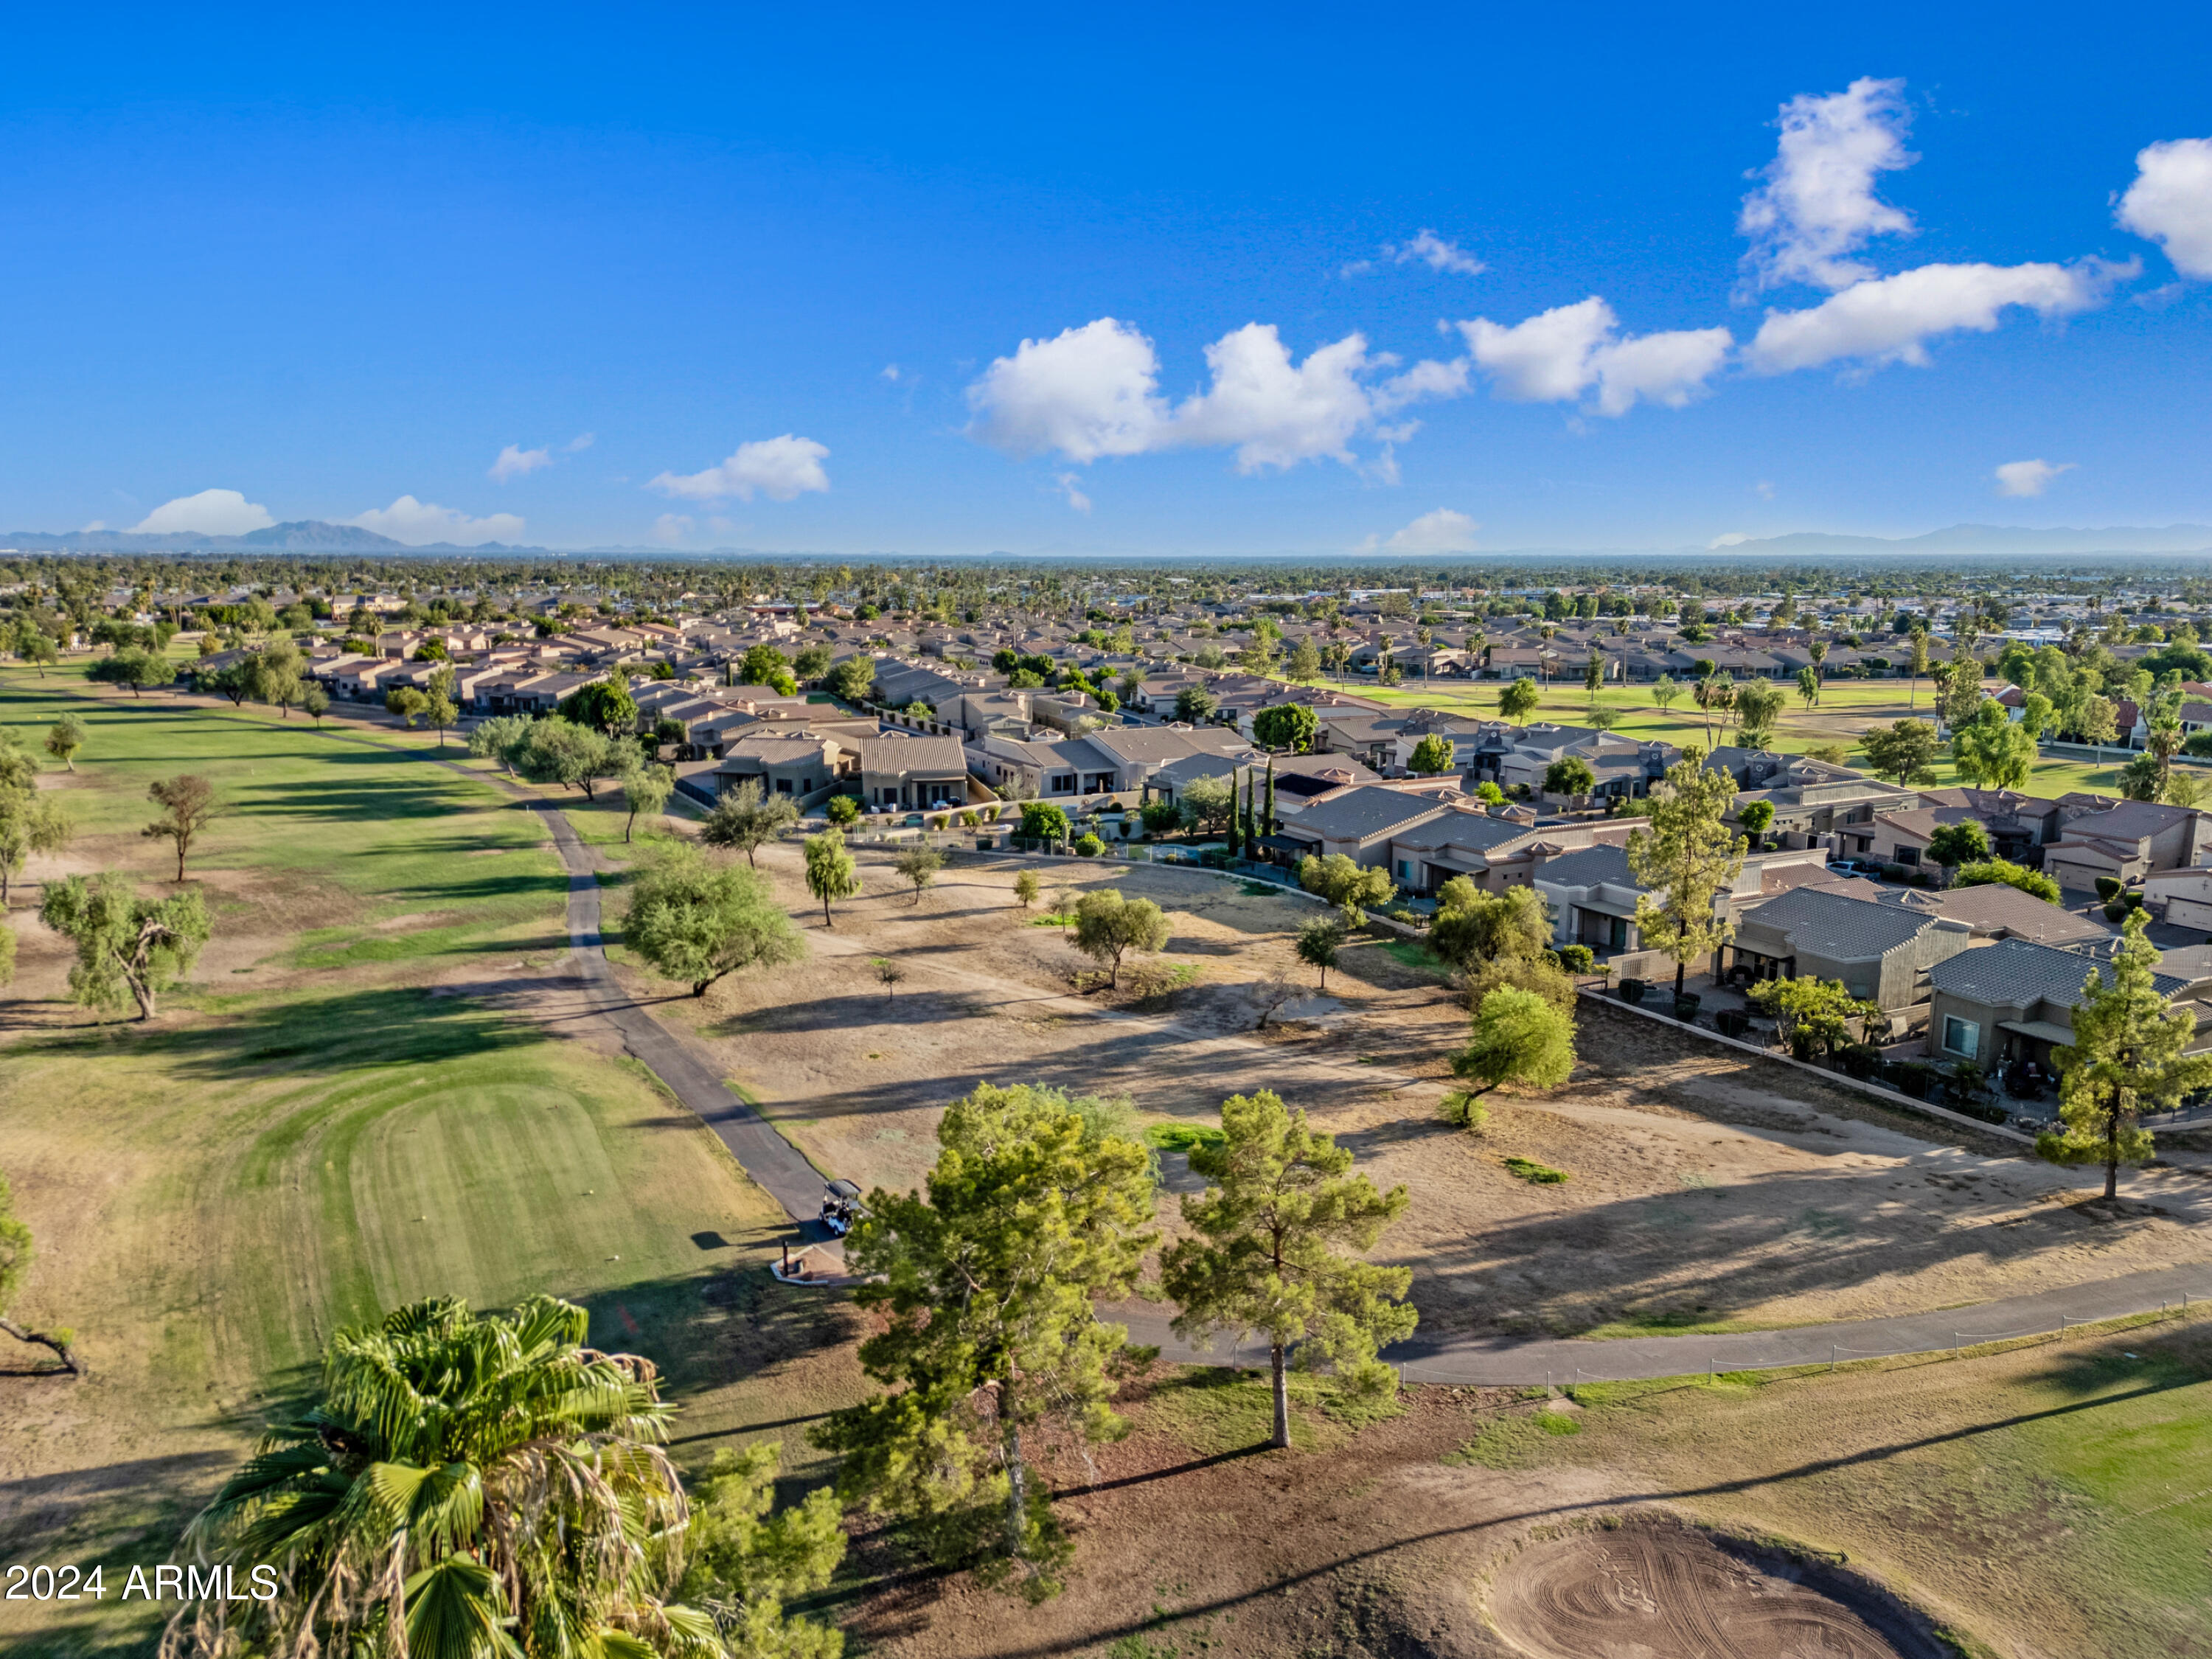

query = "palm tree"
[167, 1295, 711, 1659]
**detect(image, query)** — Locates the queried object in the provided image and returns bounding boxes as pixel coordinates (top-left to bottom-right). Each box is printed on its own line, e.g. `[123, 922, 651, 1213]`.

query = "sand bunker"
[1489, 1521, 1944, 1659]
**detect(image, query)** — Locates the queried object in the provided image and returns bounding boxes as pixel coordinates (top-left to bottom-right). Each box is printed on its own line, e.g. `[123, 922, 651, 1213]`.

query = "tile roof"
[858, 734, 969, 773]
[1534, 844, 1636, 889]
[1930, 936, 2185, 1006]
[1394, 810, 1534, 855]
[1287, 785, 1451, 842]
[1739, 887, 1939, 959]
[1891, 883, 2108, 942]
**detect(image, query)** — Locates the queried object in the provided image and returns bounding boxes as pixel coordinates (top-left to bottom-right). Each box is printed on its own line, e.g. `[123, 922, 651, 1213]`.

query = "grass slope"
[0, 680, 568, 975]
[0, 675, 860, 1657]
[1528, 1316, 2212, 1658]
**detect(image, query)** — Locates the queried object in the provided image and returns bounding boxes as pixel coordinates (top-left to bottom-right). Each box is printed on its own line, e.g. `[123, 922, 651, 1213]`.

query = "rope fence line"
[1381, 1297, 2203, 1390]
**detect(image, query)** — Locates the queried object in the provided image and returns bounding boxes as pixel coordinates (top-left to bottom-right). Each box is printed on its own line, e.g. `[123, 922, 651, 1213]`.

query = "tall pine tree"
[1162, 1091, 1416, 1450]
[2041, 910, 2212, 1199]
[815, 1085, 1155, 1599]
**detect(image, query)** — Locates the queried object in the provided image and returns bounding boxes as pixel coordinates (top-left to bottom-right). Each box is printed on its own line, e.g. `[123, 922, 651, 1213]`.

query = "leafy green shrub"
[1073, 832, 1105, 857]
[1144, 1121, 1228, 1153]
[1503, 1156, 1568, 1184]
[2095, 875, 2124, 902]
[1557, 944, 1595, 973]
[1838, 1042, 1882, 1079]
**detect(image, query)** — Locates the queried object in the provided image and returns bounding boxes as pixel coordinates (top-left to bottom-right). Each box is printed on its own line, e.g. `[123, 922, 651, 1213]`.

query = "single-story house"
[1926, 936, 2199, 1068]
[1271, 784, 1459, 870]
[858, 733, 970, 810]
[713, 733, 848, 800]
[1886, 882, 2110, 946]
[1726, 887, 1975, 1012]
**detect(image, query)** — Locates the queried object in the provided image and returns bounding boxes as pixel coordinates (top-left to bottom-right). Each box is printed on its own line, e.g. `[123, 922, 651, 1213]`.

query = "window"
[1893, 846, 1920, 866]
[1942, 1016, 1979, 1060]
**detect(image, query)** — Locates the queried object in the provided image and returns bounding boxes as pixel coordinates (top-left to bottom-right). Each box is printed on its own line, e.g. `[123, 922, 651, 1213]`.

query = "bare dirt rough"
[624, 846, 2212, 1340]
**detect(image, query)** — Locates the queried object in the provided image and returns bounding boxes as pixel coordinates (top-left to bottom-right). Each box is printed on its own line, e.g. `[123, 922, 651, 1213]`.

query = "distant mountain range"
[3, 518, 2210, 563]
[0, 521, 527, 554]
[1703, 524, 2212, 557]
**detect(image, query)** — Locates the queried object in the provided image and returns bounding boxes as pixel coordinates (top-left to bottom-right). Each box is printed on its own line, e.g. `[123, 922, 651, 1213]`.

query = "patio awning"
[1997, 1019, 2074, 1045]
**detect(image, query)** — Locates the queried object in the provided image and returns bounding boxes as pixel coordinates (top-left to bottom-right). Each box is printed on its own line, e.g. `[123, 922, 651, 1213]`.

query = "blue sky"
[5, 3, 2211, 555]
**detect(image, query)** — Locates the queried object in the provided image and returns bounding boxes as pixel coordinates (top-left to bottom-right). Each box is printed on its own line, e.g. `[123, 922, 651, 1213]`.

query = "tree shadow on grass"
[15, 987, 545, 1078]
[219, 776, 493, 823]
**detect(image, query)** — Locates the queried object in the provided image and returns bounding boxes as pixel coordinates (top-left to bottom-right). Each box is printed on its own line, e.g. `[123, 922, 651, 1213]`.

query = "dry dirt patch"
[633, 847, 2212, 1339]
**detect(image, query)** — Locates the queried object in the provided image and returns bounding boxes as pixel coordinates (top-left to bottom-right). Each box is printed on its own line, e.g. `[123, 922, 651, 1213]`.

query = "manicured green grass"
[0, 678, 569, 975]
[1, 990, 825, 1656]
[0, 675, 863, 1656]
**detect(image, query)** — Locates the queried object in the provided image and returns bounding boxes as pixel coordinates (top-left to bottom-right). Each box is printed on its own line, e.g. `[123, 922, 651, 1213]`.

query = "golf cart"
[820, 1178, 862, 1237]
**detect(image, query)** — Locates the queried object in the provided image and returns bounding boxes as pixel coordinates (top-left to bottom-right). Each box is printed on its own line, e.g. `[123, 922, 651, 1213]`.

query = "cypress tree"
[1263, 757, 1276, 835]
[1224, 769, 1242, 859]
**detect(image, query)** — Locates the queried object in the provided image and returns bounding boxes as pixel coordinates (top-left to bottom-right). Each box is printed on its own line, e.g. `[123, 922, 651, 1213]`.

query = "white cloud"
[491, 434, 591, 481]
[1739, 77, 1916, 291]
[652, 512, 693, 544]
[1994, 458, 2076, 497]
[1587, 327, 1736, 416]
[2117, 137, 2212, 279]
[649, 434, 832, 503]
[1054, 473, 1092, 513]
[132, 488, 276, 537]
[881, 364, 902, 381]
[1460, 299, 1613, 400]
[1745, 260, 2124, 373]
[1382, 508, 1479, 553]
[1455, 299, 1731, 414]
[1709, 532, 1753, 548]
[1753, 480, 1775, 500]
[1173, 324, 1464, 472]
[1385, 229, 1485, 276]
[1337, 258, 1375, 278]
[348, 496, 528, 546]
[965, 319, 1169, 462]
[964, 316, 1465, 473]
[490, 443, 552, 482]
